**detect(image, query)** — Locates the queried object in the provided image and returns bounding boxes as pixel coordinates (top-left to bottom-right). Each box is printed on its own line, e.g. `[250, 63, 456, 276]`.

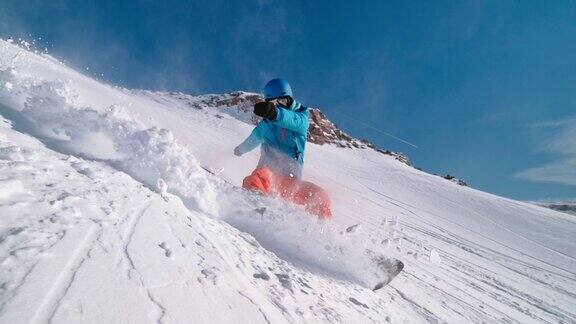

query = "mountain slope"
[1, 40, 575, 323]
[533, 200, 576, 216]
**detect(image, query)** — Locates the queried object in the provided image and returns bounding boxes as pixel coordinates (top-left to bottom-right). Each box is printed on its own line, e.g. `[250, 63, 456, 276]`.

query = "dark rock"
[253, 273, 270, 280]
[443, 174, 468, 186]
[275, 273, 293, 292]
[348, 297, 369, 309]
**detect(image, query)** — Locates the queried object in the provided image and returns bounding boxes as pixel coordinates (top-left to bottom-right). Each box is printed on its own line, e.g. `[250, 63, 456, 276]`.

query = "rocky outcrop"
[443, 174, 468, 187]
[532, 201, 576, 216]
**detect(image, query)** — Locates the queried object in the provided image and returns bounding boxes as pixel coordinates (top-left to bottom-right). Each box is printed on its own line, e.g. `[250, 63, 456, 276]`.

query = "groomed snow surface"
[0, 40, 575, 323]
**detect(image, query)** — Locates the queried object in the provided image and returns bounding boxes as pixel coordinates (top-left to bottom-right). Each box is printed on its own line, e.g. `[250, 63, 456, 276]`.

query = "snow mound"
[0, 66, 218, 216]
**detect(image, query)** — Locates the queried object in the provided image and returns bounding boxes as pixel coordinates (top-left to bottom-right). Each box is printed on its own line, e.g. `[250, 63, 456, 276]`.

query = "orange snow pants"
[242, 167, 332, 219]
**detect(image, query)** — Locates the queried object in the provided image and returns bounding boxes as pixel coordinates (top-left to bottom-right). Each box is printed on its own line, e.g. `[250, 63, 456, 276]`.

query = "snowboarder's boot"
[242, 167, 274, 195]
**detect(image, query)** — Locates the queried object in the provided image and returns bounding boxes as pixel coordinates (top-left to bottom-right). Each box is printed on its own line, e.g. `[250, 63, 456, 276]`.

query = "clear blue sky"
[1, 0, 575, 201]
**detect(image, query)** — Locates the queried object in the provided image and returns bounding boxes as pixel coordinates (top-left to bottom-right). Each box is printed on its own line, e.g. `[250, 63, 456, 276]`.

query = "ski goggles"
[265, 96, 291, 107]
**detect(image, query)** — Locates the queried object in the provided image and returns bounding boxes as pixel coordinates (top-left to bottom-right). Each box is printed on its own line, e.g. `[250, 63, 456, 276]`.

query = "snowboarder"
[234, 78, 332, 218]
[234, 78, 309, 179]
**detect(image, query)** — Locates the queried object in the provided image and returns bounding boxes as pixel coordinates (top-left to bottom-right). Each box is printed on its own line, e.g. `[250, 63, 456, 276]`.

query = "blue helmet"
[263, 78, 292, 100]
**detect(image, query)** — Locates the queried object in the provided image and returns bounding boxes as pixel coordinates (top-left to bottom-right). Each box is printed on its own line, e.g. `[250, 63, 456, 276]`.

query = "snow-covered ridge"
[1, 40, 576, 323]
[135, 89, 414, 166]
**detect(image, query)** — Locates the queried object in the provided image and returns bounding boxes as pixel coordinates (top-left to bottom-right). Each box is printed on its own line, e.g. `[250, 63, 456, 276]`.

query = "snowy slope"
[1, 40, 575, 323]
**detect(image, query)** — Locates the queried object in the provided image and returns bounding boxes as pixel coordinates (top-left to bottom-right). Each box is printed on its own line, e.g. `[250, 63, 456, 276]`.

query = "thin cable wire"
[332, 110, 419, 149]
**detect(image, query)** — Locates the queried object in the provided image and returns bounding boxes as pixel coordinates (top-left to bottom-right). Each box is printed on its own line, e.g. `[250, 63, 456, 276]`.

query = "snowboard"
[369, 254, 404, 290]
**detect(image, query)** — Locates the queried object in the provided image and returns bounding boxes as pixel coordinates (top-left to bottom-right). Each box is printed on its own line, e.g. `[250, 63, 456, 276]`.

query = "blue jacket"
[237, 100, 310, 165]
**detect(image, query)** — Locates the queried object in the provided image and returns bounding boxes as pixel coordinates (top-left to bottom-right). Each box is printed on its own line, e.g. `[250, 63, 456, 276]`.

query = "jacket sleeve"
[272, 108, 310, 136]
[236, 122, 264, 153]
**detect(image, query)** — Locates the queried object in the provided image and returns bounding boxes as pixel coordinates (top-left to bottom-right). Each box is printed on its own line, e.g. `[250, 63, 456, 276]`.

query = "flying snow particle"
[430, 249, 442, 265]
[156, 178, 168, 196]
[381, 238, 390, 247]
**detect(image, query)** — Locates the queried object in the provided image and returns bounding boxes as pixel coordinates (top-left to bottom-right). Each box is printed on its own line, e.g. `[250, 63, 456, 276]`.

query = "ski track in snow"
[118, 202, 168, 323]
[1, 40, 576, 323]
[347, 176, 576, 322]
[33, 223, 100, 324]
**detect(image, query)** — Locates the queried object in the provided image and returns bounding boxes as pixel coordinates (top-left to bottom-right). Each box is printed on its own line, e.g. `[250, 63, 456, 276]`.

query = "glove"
[234, 146, 244, 156]
[253, 101, 278, 120]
